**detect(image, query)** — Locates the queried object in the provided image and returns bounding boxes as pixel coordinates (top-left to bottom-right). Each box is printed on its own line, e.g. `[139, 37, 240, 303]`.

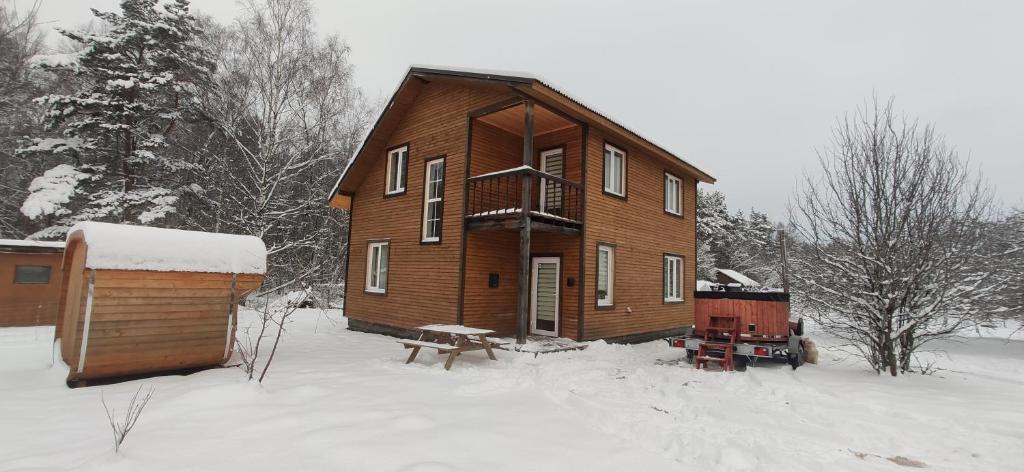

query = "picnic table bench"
[398, 324, 509, 370]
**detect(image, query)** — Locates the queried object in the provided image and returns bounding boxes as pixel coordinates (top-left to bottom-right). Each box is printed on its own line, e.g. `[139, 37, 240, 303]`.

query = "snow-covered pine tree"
[696, 188, 783, 286]
[729, 209, 782, 286]
[696, 188, 731, 279]
[18, 0, 212, 239]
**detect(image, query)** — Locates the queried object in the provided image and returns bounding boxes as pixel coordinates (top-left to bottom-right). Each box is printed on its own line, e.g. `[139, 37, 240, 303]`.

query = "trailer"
[667, 290, 806, 371]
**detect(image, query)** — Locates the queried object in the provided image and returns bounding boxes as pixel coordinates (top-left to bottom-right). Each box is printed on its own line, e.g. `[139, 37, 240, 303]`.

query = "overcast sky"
[27, 0, 1024, 219]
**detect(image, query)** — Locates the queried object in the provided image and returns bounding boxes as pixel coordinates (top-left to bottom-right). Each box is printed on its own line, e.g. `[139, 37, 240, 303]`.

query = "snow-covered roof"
[696, 280, 715, 291]
[68, 222, 266, 275]
[714, 268, 761, 287]
[0, 238, 65, 254]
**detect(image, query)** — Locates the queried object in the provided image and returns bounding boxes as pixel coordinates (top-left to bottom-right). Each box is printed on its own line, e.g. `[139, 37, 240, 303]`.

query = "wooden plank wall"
[62, 270, 262, 382]
[695, 298, 790, 338]
[0, 252, 63, 327]
[582, 129, 698, 340]
[462, 230, 519, 334]
[345, 82, 515, 331]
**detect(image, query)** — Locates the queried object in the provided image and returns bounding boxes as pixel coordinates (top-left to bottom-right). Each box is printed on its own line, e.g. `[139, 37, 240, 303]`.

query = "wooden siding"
[345, 81, 515, 331]
[695, 297, 791, 338]
[581, 130, 698, 340]
[462, 230, 519, 334]
[461, 230, 579, 338]
[0, 251, 63, 327]
[60, 267, 262, 382]
[343, 78, 699, 342]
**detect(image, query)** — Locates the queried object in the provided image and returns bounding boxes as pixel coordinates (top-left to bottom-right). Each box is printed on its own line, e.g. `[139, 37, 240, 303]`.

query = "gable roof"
[329, 66, 715, 206]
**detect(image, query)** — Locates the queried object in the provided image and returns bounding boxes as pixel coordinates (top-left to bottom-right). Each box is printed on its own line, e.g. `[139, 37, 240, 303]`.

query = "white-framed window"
[603, 143, 625, 197]
[665, 173, 682, 216]
[597, 244, 615, 306]
[664, 254, 683, 302]
[385, 145, 408, 195]
[422, 157, 445, 242]
[366, 241, 389, 293]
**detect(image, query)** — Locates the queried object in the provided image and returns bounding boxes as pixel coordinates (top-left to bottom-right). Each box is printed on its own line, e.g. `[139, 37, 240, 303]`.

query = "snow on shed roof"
[714, 268, 761, 287]
[0, 238, 65, 253]
[0, 239, 65, 248]
[68, 222, 266, 275]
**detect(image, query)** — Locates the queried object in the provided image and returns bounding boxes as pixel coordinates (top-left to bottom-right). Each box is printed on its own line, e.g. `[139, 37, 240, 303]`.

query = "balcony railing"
[466, 166, 582, 226]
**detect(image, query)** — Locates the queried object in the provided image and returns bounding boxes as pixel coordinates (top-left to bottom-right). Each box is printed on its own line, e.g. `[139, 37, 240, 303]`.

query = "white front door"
[530, 256, 560, 337]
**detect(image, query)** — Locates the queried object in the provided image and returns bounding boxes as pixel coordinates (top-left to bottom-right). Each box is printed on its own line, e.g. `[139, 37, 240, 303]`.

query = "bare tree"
[235, 289, 303, 383]
[791, 97, 1001, 376]
[101, 385, 154, 453]
[192, 0, 369, 288]
[0, 0, 45, 237]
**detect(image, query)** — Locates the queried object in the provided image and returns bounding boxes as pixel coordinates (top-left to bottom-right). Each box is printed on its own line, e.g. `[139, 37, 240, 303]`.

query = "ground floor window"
[597, 244, 615, 306]
[664, 254, 683, 302]
[366, 241, 389, 293]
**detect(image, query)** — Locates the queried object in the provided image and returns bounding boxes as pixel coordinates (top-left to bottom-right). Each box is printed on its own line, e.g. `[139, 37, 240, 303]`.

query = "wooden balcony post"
[517, 100, 534, 344]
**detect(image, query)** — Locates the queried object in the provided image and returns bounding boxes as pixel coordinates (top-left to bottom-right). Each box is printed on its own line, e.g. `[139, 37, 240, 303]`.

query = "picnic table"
[397, 324, 508, 370]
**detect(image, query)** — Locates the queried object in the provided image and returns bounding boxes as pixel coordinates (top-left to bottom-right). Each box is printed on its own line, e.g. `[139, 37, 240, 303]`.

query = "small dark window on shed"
[488, 273, 499, 288]
[14, 265, 51, 284]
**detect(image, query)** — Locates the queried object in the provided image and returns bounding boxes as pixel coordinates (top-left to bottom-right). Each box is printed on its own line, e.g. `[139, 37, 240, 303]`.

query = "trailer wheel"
[685, 349, 695, 364]
[733, 355, 749, 372]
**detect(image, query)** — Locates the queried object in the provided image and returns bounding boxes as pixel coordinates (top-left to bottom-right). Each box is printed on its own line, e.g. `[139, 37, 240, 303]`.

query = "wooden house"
[0, 239, 65, 327]
[56, 222, 266, 385]
[330, 67, 715, 343]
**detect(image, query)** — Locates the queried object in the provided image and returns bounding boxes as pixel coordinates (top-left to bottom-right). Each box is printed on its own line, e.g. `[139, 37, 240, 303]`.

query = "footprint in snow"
[390, 414, 435, 431]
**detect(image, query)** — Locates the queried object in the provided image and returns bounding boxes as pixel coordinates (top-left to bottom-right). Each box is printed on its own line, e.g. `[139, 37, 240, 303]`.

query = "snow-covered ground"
[1, 310, 1022, 472]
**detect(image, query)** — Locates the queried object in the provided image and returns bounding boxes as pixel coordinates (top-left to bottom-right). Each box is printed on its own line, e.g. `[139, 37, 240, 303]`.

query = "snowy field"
[1, 310, 1022, 472]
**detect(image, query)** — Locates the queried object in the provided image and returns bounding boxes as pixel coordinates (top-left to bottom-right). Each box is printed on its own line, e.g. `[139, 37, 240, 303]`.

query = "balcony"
[466, 166, 582, 234]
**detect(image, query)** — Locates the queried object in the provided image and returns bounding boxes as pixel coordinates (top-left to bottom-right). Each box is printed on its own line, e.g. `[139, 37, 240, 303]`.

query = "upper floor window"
[14, 265, 51, 284]
[385, 145, 408, 195]
[422, 157, 445, 242]
[603, 143, 625, 197]
[597, 244, 615, 306]
[665, 173, 682, 216]
[664, 254, 683, 302]
[366, 241, 389, 293]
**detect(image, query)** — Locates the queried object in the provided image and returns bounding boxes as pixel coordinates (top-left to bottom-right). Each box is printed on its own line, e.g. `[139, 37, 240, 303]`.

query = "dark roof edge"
[331, 66, 716, 199]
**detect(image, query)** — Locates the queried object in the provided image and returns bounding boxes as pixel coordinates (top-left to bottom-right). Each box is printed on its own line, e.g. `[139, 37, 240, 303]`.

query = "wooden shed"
[0, 239, 65, 327]
[56, 222, 266, 385]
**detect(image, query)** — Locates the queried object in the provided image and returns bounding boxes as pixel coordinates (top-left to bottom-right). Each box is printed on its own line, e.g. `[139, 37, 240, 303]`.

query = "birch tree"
[194, 0, 369, 287]
[791, 97, 1000, 375]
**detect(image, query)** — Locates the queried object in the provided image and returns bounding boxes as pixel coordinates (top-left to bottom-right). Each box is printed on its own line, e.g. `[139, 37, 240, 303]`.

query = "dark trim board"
[468, 97, 525, 118]
[695, 291, 791, 302]
[347, 318, 422, 340]
[341, 194, 355, 313]
[597, 326, 690, 345]
[456, 117, 474, 325]
[576, 123, 588, 341]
